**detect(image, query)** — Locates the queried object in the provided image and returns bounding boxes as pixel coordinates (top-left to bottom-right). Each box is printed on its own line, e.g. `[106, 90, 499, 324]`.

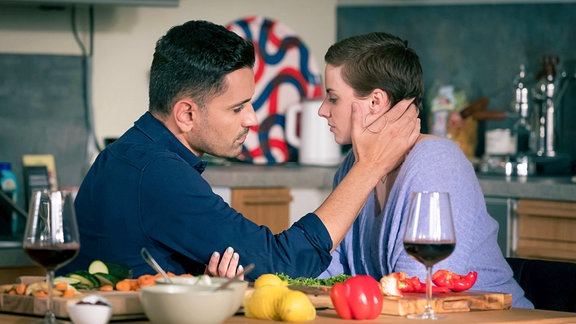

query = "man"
[61, 20, 419, 281]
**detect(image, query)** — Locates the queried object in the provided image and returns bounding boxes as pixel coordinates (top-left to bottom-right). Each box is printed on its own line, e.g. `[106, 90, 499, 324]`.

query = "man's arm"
[314, 99, 420, 251]
[207, 99, 419, 274]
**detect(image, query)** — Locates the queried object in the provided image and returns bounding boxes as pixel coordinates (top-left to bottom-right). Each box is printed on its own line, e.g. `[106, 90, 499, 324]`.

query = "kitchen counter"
[476, 174, 576, 201]
[204, 163, 337, 189]
[203, 163, 576, 202]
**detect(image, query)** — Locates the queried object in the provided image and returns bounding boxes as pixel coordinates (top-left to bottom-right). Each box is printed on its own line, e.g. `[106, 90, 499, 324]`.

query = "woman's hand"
[205, 246, 245, 279]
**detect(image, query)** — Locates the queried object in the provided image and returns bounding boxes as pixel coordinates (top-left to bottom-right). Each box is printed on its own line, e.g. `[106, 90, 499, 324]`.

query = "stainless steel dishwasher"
[484, 197, 518, 258]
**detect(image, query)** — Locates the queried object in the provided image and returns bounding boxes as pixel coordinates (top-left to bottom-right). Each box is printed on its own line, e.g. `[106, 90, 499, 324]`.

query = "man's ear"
[172, 98, 198, 133]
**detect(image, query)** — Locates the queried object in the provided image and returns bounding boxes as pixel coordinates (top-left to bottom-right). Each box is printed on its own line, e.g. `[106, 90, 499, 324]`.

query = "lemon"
[278, 289, 316, 322]
[244, 285, 288, 320]
[254, 273, 288, 289]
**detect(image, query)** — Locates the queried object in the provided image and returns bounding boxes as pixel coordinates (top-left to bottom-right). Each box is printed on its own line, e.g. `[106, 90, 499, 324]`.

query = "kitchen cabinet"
[516, 199, 576, 262]
[230, 188, 292, 234]
[0, 266, 44, 285]
[0, 245, 44, 284]
[214, 186, 331, 234]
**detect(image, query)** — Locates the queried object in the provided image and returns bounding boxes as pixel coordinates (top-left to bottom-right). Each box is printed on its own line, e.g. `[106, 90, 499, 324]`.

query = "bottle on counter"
[532, 56, 560, 157]
[0, 162, 19, 237]
[511, 64, 533, 154]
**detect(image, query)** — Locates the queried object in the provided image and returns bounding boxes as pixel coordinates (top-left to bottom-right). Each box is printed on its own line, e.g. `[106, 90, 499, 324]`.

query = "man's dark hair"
[325, 32, 423, 109]
[149, 20, 255, 115]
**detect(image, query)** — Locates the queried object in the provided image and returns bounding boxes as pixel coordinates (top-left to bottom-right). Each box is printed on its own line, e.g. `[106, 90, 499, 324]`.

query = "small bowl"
[67, 295, 113, 324]
[156, 276, 248, 314]
[140, 284, 235, 324]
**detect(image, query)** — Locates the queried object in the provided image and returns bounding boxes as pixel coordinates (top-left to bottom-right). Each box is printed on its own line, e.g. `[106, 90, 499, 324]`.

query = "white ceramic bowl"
[155, 276, 248, 314]
[67, 298, 113, 324]
[140, 284, 235, 324]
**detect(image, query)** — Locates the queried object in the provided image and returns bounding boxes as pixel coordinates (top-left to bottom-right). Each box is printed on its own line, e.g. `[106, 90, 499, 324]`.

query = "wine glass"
[403, 191, 455, 320]
[23, 190, 80, 324]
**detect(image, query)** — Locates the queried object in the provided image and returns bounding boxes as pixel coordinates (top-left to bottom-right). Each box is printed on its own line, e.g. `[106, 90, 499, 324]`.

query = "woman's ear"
[363, 89, 391, 127]
[370, 89, 391, 115]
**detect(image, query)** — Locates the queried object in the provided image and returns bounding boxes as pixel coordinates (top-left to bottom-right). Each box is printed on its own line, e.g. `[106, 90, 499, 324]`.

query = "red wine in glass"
[404, 241, 455, 268]
[23, 190, 80, 324]
[24, 243, 80, 271]
[403, 191, 456, 320]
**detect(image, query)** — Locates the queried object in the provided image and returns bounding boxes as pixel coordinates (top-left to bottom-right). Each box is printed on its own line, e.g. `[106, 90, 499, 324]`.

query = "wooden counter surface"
[2, 308, 576, 324]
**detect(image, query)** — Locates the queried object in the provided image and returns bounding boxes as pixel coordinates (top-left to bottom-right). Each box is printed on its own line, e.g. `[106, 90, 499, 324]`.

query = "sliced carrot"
[62, 289, 76, 298]
[115, 279, 132, 291]
[99, 285, 114, 292]
[137, 274, 156, 287]
[15, 283, 26, 295]
[179, 273, 193, 277]
[54, 282, 68, 291]
[8, 290, 16, 295]
[34, 291, 48, 298]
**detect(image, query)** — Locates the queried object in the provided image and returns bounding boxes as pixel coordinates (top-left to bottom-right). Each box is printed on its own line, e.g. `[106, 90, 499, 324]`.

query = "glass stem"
[45, 269, 56, 323]
[424, 265, 434, 316]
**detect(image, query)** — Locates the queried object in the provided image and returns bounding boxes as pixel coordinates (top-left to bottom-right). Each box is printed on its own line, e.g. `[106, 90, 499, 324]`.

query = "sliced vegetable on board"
[380, 272, 449, 296]
[88, 260, 133, 280]
[66, 271, 100, 290]
[276, 273, 351, 287]
[432, 270, 478, 292]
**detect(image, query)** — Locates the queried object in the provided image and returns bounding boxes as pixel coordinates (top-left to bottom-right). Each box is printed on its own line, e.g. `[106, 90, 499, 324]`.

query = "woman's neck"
[373, 133, 431, 215]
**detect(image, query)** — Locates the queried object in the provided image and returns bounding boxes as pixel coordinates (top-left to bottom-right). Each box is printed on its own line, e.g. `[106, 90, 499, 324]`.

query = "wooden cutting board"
[288, 286, 512, 316]
[0, 291, 145, 320]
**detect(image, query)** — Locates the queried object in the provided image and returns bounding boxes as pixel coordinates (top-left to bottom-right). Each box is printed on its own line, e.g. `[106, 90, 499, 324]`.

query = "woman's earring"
[365, 115, 388, 134]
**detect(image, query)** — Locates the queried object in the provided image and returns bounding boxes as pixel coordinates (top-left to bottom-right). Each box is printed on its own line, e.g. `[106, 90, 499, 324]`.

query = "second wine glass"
[23, 190, 80, 324]
[403, 191, 455, 320]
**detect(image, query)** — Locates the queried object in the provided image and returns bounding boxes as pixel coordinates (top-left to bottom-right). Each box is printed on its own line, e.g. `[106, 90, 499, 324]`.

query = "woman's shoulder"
[403, 135, 472, 173]
[410, 135, 465, 159]
[415, 134, 460, 149]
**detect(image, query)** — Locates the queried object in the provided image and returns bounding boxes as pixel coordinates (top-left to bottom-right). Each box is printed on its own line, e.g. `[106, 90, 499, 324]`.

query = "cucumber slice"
[93, 273, 119, 287]
[88, 260, 109, 275]
[104, 262, 132, 280]
[88, 260, 132, 280]
[67, 271, 99, 289]
[54, 276, 81, 286]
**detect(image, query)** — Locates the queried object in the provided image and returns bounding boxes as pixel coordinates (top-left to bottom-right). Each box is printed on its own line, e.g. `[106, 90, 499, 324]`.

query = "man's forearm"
[314, 160, 384, 251]
[315, 99, 419, 252]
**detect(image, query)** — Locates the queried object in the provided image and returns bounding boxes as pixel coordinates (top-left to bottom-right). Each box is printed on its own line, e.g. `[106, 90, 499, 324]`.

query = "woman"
[316, 31, 533, 308]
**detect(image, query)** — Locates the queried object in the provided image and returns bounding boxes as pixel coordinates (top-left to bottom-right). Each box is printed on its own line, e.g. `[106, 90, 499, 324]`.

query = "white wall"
[0, 0, 336, 145]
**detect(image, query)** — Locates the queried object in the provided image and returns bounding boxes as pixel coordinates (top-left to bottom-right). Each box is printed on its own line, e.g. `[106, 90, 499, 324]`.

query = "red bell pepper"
[411, 280, 451, 293]
[330, 275, 383, 320]
[432, 270, 478, 292]
[380, 272, 450, 296]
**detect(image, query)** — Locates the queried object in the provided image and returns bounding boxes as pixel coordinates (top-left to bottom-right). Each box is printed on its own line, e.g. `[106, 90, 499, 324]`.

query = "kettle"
[285, 100, 342, 166]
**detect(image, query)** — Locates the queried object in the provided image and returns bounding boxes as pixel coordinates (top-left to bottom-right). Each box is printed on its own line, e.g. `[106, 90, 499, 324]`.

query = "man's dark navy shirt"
[61, 112, 332, 281]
